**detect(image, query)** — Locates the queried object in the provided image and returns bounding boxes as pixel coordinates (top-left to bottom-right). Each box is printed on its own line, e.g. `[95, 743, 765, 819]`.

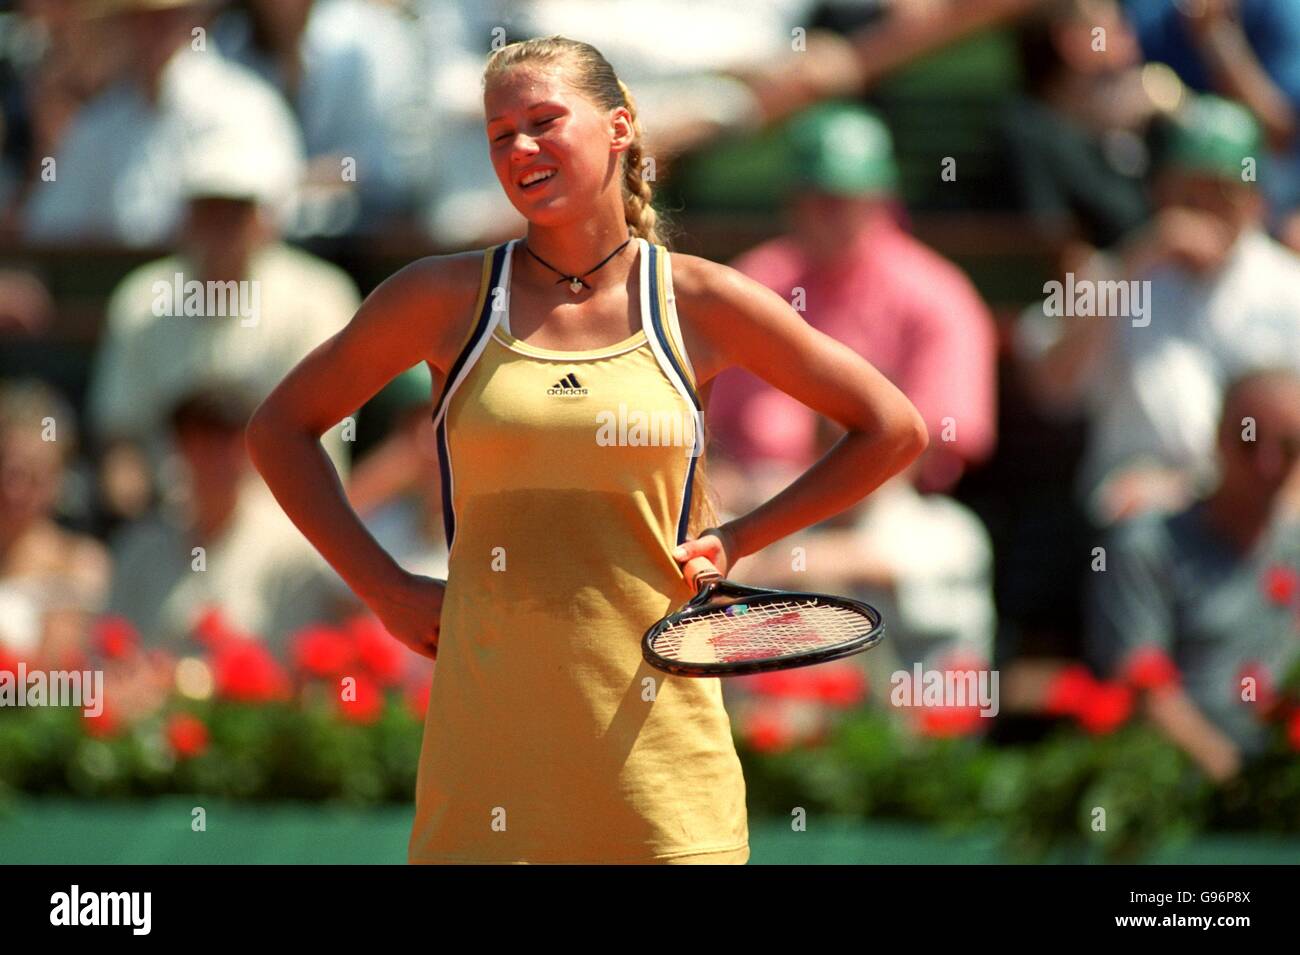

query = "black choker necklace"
[522, 237, 632, 294]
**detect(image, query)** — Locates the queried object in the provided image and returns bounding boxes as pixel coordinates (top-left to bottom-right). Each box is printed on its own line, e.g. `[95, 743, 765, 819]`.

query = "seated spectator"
[1123, 0, 1300, 229]
[211, 0, 432, 235]
[23, 0, 304, 247]
[85, 116, 358, 520]
[1086, 367, 1300, 780]
[0, 379, 110, 663]
[1004, 0, 1163, 251]
[708, 101, 998, 499]
[1015, 94, 1300, 525]
[105, 383, 350, 655]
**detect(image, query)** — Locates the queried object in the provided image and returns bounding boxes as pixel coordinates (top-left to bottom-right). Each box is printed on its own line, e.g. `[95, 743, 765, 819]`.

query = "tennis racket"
[642, 558, 885, 677]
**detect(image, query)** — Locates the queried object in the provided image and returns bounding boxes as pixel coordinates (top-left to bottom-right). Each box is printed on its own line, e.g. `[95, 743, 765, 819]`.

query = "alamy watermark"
[152, 273, 261, 327]
[1043, 273, 1151, 327]
[50, 885, 151, 935]
[0, 663, 103, 716]
[890, 663, 1000, 718]
[595, 403, 702, 457]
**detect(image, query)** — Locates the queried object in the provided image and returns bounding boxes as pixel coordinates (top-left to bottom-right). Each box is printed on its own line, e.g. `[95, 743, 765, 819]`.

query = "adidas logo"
[546, 373, 589, 397]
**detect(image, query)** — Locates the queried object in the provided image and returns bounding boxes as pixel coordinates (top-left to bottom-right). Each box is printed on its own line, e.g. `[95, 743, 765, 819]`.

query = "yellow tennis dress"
[409, 238, 750, 864]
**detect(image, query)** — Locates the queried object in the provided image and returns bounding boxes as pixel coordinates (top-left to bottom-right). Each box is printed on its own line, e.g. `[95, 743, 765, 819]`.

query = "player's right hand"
[367, 571, 444, 661]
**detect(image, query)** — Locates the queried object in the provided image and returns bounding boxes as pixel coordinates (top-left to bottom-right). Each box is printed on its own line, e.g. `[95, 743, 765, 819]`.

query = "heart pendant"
[568, 278, 583, 294]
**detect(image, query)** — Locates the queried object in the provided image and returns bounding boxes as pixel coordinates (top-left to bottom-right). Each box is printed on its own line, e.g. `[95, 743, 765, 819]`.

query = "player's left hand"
[672, 526, 736, 587]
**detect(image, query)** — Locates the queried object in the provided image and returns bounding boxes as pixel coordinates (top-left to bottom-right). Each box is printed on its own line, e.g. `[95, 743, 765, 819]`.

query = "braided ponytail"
[615, 79, 663, 247]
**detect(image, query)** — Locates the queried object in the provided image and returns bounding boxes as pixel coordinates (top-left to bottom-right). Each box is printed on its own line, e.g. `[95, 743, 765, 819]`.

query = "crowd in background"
[3, 0, 1300, 786]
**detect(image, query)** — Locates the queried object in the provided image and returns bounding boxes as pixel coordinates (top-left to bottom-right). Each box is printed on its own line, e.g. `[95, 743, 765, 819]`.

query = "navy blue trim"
[436, 418, 455, 550]
[432, 244, 509, 552]
[645, 243, 701, 412]
[431, 245, 508, 424]
[643, 244, 703, 546]
[678, 454, 699, 546]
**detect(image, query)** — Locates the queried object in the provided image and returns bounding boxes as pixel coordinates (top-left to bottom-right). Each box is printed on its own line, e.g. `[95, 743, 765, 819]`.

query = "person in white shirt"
[211, 0, 433, 233]
[85, 105, 358, 521]
[1016, 94, 1300, 526]
[106, 383, 350, 654]
[24, 0, 303, 247]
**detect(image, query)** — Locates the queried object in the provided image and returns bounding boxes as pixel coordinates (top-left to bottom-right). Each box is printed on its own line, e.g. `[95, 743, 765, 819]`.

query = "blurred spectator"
[1087, 367, 1300, 780]
[1124, 0, 1300, 226]
[211, 0, 433, 235]
[1004, 0, 1166, 251]
[709, 101, 998, 498]
[105, 383, 349, 654]
[0, 379, 110, 662]
[1016, 94, 1300, 525]
[85, 114, 357, 521]
[0, 1, 123, 224]
[22, 0, 304, 247]
[0, 268, 54, 335]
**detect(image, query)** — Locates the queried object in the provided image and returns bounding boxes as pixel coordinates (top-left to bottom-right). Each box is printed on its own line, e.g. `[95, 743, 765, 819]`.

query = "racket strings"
[654, 599, 872, 664]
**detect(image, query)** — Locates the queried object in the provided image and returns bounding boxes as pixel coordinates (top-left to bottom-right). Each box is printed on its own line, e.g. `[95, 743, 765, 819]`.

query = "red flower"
[744, 669, 810, 700]
[1288, 710, 1300, 752]
[82, 702, 121, 739]
[1234, 661, 1277, 718]
[290, 625, 356, 678]
[1122, 645, 1180, 691]
[742, 708, 797, 754]
[91, 616, 139, 661]
[191, 606, 252, 650]
[917, 703, 984, 737]
[1078, 681, 1134, 734]
[348, 615, 405, 686]
[0, 646, 19, 676]
[406, 679, 432, 721]
[812, 664, 869, 708]
[336, 673, 384, 724]
[1043, 664, 1097, 717]
[212, 638, 290, 702]
[741, 665, 867, 709]
[166, 713, 209, 758]
[1262, 565, 1300, 606]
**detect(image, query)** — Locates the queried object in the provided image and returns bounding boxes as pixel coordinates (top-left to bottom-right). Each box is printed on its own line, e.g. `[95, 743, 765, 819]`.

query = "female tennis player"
[246, 36, 926, 864]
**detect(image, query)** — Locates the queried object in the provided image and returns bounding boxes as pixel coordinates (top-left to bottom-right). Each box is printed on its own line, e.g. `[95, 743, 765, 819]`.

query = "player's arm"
[675, 256, 928, 564]
[245, 253, 482, 656]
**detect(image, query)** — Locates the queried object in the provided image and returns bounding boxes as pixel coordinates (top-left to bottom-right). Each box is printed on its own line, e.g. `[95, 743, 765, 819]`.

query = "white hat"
[180, 119, 303, 210]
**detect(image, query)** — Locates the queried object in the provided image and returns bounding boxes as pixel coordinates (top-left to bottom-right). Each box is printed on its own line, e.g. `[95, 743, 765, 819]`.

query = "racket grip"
[682, 556, 722, 593]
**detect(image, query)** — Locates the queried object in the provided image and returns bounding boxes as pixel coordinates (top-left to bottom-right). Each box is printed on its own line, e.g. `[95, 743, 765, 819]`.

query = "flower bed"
[3, 615, 1299, 862]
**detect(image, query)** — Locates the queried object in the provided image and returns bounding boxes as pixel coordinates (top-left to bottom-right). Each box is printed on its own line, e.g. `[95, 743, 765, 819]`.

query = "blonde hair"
[483, 36, 720, 541]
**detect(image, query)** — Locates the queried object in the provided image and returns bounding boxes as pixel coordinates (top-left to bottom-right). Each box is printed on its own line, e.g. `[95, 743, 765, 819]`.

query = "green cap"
[785, 102, 898, 197]
[1164, 94, 1262, 182]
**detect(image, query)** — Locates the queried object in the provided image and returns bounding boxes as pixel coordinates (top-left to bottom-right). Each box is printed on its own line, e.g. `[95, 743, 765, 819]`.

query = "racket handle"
[682, 556, 723, 593]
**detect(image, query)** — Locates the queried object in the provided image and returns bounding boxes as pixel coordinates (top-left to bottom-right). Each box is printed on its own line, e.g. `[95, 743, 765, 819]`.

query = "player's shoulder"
[379, 246, 491, 310]
[364, 247, 500, 370]
[665, 251, 790, 384]
[667, 251, 770, 317]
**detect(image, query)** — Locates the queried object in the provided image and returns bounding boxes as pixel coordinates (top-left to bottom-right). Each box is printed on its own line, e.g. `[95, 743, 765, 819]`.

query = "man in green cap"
[709, 100, 997, 498]
[1018, 93, 1300, 526]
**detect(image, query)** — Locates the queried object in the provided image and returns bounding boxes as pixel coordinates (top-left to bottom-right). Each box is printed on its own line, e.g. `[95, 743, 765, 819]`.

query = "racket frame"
[641, 574, 885, 677]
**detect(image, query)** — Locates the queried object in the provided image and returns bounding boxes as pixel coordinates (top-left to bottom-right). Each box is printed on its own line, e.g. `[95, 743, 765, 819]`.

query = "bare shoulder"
[363, 249, 492, 373]
[668, 252, 786, 384]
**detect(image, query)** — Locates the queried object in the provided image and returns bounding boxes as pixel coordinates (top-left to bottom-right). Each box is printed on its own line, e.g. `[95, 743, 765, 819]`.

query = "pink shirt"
[706, 217, 997, 487]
